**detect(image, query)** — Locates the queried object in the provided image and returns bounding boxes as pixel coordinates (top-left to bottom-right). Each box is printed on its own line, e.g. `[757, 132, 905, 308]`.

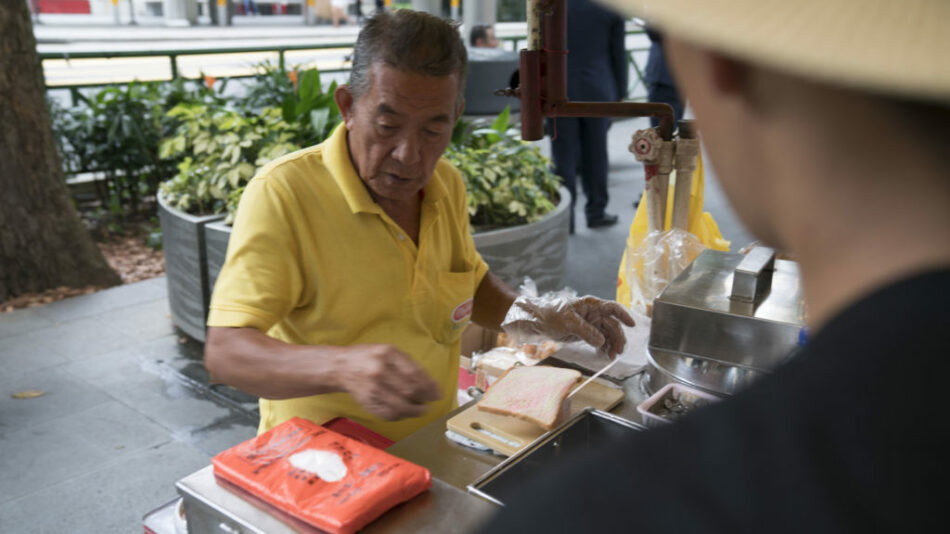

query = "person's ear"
[455, 98, 465, 121]
[707, 53, 749, 98]
[335, 84, 356, 128]
[667, 37, 748, 99]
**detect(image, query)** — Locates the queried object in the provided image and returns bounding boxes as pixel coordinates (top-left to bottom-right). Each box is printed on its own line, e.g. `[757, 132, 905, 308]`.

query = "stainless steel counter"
[388, 371, 651, 490]
[177, 372, 651, 533]
[177, 466, 497, 534]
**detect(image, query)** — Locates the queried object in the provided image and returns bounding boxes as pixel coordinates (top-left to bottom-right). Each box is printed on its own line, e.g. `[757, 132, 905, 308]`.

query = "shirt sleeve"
[207, 177, 305, 333]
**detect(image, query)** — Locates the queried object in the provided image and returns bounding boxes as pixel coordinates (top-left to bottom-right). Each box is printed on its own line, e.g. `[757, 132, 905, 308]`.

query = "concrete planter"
[157, 193, 225, 342]
[204, 220, 232, 299]
[473, 186, 571, 292]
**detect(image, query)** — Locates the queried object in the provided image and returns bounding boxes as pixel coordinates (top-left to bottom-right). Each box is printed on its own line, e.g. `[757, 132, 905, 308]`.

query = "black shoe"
[587, 213, 619, 228]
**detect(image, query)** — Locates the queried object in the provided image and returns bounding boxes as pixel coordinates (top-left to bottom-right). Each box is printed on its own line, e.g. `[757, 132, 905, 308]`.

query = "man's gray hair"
[348, 10, 468, 104]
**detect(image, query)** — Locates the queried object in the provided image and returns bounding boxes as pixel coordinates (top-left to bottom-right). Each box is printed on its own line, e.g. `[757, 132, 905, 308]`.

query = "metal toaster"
[645, 247, 806, 396]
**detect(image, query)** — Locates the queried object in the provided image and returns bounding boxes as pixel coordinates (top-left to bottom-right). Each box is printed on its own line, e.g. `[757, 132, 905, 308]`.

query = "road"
[35, 19, 652, 93]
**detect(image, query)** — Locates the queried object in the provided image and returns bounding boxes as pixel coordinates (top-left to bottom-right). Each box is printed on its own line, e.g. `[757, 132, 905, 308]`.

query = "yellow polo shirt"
[207, 124, 489, 441]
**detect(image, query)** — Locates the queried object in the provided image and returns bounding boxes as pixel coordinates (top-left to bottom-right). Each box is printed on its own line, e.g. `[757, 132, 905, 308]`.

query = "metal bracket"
[731, 246, 776, 304]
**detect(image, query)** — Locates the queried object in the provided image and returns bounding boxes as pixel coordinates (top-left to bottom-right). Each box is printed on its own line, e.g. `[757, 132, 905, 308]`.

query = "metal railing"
[41, 42, 354, 106]
[42, 30, 651, 103]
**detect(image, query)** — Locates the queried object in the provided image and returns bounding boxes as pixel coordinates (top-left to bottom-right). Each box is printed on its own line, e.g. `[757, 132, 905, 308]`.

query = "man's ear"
[335, 84, 356, 127]
[667, 37, 748, 100]
[708, 53, 749, 98]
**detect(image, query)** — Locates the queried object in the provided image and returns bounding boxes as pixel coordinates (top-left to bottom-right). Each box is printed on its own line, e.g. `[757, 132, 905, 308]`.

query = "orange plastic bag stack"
[212, 417, 431, 534]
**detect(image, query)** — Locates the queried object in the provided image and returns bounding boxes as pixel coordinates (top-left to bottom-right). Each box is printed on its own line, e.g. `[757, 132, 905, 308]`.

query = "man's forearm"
[205, 326, 345, 400]
[205, 327, 444, 421]
[471, 272, 519, 331]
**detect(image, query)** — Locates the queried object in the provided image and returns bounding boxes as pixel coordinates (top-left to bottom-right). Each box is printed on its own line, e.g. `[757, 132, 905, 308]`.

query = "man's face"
[479, 28, 499, 48]
[664, 37, 782, 246]
[336, 63, 462, 205]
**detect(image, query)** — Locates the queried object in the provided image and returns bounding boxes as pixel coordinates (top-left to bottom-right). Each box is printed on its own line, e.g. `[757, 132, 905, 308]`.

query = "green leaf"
[451, 117, 471, 146]
[295, 99, 310, 119]
[308, 68, 322, 96]
[219, 115, 238, 130]
[310, 108, 330, 138]
[158, 139, 176, 159]
[282, 96, 296, 122]
[227, 168, 242, 188]
[146, 231, 163, 250]
[299, 69, 319, 103]
[491, 105, 511, 134]
[237, 162, 256, 178]
[472, 128, 501, 144]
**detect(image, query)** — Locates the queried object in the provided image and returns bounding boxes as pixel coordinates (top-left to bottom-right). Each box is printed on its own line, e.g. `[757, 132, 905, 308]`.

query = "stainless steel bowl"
[643, 348, 765, 397]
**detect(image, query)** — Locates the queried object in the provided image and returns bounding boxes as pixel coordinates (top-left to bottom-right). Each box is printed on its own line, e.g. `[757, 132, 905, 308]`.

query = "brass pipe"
[519, 50, 545, 140]
[526, 0, 542, 51]
[554, 102, 676, 140]
[517, 0, 677, 140]
[671, 120, 700, 231]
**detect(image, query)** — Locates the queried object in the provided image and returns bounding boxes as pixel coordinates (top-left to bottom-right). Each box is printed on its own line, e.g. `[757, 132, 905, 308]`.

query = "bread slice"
[477, 366, 582, 430]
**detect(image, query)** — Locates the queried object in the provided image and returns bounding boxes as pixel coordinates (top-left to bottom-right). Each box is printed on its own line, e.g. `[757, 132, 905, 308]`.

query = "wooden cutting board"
[446, 378, 624, 456]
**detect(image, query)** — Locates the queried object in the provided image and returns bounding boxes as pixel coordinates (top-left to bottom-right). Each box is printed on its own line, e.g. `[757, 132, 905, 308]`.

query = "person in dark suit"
[549, 0, 628, 230]
[645, 28, 685, 127]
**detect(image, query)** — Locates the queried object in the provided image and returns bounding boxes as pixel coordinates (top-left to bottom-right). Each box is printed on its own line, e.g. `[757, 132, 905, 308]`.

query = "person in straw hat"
[479, 0, 949, 531]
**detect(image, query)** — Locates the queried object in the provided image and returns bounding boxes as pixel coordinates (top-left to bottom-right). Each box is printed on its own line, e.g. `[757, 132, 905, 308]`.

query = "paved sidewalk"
[33, 17, 530, 46]
[0, 116, 751, 533]
[0, 277, 258, 533]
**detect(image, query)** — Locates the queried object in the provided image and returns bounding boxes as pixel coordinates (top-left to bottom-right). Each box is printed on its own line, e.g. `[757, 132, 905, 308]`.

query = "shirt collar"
[323, 123, 448, 215]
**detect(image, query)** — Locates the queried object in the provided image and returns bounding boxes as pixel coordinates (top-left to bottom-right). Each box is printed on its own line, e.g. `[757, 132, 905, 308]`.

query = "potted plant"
[157, 67, 340, 340]
[446, 107, 570, 291]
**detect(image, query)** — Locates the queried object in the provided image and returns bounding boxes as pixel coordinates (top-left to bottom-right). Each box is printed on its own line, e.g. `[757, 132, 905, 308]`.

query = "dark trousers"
[550, 116, 611, 225]
[647, 83, 685, 127]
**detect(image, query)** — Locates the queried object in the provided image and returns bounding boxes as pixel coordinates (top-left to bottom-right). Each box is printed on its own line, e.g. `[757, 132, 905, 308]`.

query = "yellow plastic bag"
[616, 151, 730, 309]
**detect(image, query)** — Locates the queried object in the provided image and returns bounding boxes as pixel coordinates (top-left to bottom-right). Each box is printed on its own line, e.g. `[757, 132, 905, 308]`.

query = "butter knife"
[566, 357, 620, 399]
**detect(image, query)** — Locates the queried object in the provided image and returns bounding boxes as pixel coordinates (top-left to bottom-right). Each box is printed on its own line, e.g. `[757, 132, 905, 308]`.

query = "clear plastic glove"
[501, 295, 636, 358]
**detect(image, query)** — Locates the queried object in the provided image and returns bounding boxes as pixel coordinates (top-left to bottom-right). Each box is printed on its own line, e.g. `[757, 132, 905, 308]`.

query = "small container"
[637, 383, 720, 427]
[142, 497, 186, 534]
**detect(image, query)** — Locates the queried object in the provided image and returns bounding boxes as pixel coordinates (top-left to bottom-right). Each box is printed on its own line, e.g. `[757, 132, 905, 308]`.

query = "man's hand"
[504, 296, 636, 357]
[335, 344, 443, 421]
[204, 328, 442, 421]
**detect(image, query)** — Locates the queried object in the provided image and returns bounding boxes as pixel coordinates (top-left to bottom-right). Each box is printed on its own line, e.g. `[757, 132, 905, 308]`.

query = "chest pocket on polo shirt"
[432, 270, 476, 345]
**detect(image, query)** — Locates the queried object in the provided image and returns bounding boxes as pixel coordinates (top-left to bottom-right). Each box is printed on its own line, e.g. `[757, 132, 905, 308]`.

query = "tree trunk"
[0, 1, 121, 303]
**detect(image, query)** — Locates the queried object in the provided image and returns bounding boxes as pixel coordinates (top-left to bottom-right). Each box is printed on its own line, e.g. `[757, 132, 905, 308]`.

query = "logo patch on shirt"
[451, 298, 474, 323]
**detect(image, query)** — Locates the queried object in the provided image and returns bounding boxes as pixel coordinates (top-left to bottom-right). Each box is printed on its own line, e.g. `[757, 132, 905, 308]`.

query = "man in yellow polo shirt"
[204, 10, 634, 441]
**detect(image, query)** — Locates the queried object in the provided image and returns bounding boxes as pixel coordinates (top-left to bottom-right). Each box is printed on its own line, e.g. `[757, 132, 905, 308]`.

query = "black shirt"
[478, 270, 950, 533]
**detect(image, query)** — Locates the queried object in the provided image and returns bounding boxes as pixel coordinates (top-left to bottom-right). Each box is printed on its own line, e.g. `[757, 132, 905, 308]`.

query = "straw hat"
[599, 0, 950, 104]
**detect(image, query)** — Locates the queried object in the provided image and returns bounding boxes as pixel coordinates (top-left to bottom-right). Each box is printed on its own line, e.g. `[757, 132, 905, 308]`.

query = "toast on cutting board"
[476, 366, 582, 430]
